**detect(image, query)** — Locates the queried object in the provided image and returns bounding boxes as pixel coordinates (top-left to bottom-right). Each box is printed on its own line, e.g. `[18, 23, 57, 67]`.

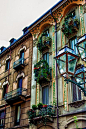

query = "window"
[44, 29, 49, 37]
[6, 59, 10, 70]
[42, 86, 49, 105]
[68, 10, 75, 19]
[71, 77, 81, 102]
[3, 84, 8, 98]
[15, 105, 21, 126]
[0, 111, 5, 127]
[18, 77, 22, 89]
[20, 50, 24, 59]
[43, 52, 49, 65]
[69, 37, 78, 54]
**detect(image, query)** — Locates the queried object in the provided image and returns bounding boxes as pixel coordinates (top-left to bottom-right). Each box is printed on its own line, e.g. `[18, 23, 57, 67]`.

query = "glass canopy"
[55, 45, 79, 77]
[76, 34, 86, 61]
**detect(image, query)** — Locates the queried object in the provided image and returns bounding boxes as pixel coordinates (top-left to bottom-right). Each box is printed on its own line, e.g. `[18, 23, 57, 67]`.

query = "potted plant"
[43, 104, 47, 108]
[32, 105, 37, 110]
[37, 103, 43, 109]
[27, 109, 36, 119]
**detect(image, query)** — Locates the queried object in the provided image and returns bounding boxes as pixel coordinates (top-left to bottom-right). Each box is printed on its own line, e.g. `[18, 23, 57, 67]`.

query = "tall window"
[3, 84, 8, 98]
[42, 86, 49, 105]
[15, 105, 21, 126]
[71, 77, 81, 102]
[43, 52, 49, 65]
[0, 111, 5, 127]
[18, 77, 22, 89]
[20, 50, 24, 59]
[6, 59, 10, 71]
[69, 37, 78, 54]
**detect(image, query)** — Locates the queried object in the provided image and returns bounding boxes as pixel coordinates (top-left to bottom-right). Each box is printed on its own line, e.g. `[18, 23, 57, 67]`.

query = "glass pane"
[75, 73, 84, 88]
[42, 86, 49, 105]
[20, 50, 24, 58]
[68, 55, 77, 74]
[57, 54, 66, 74]
[18, 78, 22, 88]
[17, 106, 20, 122]
[69, 37, 78, 54]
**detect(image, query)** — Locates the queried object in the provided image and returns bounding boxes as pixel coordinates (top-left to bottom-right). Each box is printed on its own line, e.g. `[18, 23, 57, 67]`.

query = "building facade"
[0, 28, 33, 128]
[27, 0, 86, 129]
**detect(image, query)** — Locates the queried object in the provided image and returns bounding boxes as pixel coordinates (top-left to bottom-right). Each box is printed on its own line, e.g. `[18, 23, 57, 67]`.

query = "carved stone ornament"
[84, 4, 86, 13]
[33, 39, 37, 47]
[70, 100, 85, 108]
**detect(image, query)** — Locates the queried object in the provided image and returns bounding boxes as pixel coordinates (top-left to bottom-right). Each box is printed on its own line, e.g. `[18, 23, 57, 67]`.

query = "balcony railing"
[13, 58, 25, 70]
[4, 88, 27, 105]
[27, 105, 56, 125]
[34, 60, 51, 84]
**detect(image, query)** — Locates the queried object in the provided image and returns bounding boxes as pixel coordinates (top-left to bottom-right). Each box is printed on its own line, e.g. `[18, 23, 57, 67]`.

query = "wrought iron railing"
[13, 58, 25, 69]
[4, 88, 27, 101]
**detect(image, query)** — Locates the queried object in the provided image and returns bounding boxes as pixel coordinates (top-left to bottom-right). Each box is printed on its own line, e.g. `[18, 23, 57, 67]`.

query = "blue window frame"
[20, 50, 24, 59]
[18, 77, 22, 88]
[6, 59, 10, 70]
[43, 52, 49, 65]
[42, 86, 49, 105]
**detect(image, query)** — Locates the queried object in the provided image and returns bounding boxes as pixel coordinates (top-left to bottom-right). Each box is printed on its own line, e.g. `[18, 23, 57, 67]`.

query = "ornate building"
[0, 28, 33, 128]
[27, 0, 86, 128]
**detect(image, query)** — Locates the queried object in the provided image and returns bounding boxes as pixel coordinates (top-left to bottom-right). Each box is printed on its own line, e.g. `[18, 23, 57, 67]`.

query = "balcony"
[34, 60, 51, 84]
[13, 58, 25, 70]
[37, 33, 51, 52]
[4, 88, 27, 105]
[27, 105, 56, 125]
[61, 16, 79, 37]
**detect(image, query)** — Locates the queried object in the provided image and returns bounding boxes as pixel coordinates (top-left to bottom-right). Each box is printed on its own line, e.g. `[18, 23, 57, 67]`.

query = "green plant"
[73, 116, 78, 129]
[32, 105, 37, 110]
[61, 14, 79, 37]
[27, 109, 36, 119]
[37, 103, 43, 109]
[34, 60, 51, 83]
[36, 32, 51, 52]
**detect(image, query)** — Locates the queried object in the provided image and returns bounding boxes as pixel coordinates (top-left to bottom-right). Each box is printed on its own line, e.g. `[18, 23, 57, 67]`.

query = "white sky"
[0, 0, 60, 48]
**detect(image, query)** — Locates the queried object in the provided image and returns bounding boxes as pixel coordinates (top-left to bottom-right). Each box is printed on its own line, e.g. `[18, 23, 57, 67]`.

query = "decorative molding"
[33, 39, 37, 47]
[5, 56, 11, 63]
[18, 45, 26, 55]
[83, 4, 86, 13]
[70, 100, 85, 108]
[2, 81, 9, 88]
[16, 72, 25, 81]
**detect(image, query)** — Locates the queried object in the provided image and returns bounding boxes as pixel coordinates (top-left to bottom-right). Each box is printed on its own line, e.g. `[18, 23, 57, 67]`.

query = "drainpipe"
[50, 10, 59, 129]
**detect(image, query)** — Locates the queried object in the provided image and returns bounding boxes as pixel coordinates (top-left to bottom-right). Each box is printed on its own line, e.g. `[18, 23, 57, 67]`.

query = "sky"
[0, 0, 60, 48]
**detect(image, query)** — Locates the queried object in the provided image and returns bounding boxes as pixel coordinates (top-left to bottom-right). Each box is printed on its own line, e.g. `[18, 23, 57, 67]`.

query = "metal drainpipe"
[50, 10, 59, 129]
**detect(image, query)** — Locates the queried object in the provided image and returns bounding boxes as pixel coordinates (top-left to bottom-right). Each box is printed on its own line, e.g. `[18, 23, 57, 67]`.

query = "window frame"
[15, 105, 21, 126]
[71, 77, 81, 102]
[2, 84, 8, 98]
[42, 85, 49, 105]
[5, 59, 10, 71]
